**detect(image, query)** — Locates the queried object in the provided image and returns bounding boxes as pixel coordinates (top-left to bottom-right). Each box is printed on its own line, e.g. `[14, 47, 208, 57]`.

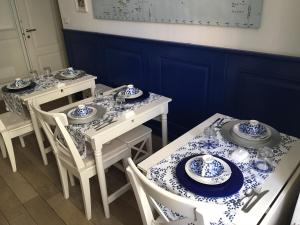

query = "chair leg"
[79, 175, 92, 220]
[56, 160, 69, 199]
[122, 157, 130, 182]
[146, 134, 153, 155]
[0, 135, 7, 158]
[19, 135, 26, 148]
[69, 172, 76, 186]
[2, 132, 16, 172]
[97, 165, 110, 218]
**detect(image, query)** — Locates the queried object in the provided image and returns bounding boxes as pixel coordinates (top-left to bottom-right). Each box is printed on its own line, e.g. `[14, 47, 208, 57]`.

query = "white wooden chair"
[126, 158, 207, 225]
[119, 125, 152, 163]
[33, 106, 131, 220]
[0, 112, 33, 172]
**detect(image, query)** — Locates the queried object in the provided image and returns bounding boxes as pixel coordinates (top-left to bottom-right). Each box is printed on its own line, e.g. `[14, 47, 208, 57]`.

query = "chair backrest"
[126, 158, 205, 225]
[33, 106, 85, 169]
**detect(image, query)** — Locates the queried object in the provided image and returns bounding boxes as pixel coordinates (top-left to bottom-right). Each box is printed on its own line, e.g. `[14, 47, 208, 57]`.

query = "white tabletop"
[138, 113, 300, 225]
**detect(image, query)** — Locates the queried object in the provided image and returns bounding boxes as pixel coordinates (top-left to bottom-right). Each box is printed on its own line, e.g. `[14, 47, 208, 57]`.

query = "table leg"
[94, 143, 110, 218]
[161, 113, 168, 147]
[28, 104, 48, 165]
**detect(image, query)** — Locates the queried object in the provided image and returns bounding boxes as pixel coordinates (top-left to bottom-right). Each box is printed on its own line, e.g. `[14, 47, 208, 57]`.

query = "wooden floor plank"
[19, 135, 62, 187]
[47, 193, 93, 225]
[0, 211, 9, 225]
[24, 196, 66, 225]
[0, 157, 38, 204]
[9, 213, 37, 225]
[14, 148, 60, 200]
[0, 177, 36, 225]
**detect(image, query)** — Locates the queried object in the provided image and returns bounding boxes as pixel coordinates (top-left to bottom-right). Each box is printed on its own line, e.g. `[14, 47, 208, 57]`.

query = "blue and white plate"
[118, 89, 143, 99]
[185, 155, 232, 185]
[67, 105, 97, 119]
[60, 70, 81, 78]
[7, 79, 31, 90]
[233, 122, 271, 141]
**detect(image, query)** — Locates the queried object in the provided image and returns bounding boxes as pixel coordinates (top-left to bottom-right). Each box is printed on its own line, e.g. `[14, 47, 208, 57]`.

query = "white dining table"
[2, 73, 96, 165]
[50, 86, 172, 218]
[138, 113, 300, 225]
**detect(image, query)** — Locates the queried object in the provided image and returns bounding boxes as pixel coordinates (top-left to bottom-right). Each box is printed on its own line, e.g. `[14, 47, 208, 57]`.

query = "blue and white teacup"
[65, 67, 75, 75]
[239, 120, 267, 137]
[14, 78, 26, 87]
[72, 105, 91, 117]
[124, 84, 139, 96]
[190, 155, 224, 178]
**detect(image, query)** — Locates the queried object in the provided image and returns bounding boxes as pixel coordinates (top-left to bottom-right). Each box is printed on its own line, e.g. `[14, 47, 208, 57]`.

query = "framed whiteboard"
[92, 0, 263, 28]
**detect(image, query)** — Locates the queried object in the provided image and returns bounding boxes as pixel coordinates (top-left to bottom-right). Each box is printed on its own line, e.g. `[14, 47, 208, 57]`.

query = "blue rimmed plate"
[114, 91, 150, 104]
[7, 79, 31, 90]
[55, 70, 85, 80]
[2, 81, 36, 93]
[185, 155, 232, 185]
[233, 123, 271, 141]
[66, 105, 106, 125]
[118, 89, 143, 99]
[67, 106, 97, 119]
[176, 154, 244, 197]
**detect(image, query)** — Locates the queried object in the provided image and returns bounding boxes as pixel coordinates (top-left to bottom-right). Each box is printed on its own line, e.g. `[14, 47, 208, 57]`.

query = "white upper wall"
[58, 0, 300, 57]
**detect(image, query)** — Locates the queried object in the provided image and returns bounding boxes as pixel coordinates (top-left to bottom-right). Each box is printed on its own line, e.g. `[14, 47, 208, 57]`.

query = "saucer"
[7, 79, 31, 90]
[55, 69, 85, 80]
[233, 123, 271, 141]
[60, 70, 81, 78]
[185, 155, 232, 185]
[66, 105, 106, 125]
[118, 89, 143, 99]
[67, 106, 97, 119]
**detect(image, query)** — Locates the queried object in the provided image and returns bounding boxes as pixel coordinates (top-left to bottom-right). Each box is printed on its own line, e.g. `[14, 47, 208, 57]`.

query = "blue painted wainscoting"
[63, 29, 300, 139]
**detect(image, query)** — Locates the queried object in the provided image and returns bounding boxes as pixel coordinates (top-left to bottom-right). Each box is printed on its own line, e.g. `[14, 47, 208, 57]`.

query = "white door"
[14, 0, 67, 73]
[0, 0, 29, 83]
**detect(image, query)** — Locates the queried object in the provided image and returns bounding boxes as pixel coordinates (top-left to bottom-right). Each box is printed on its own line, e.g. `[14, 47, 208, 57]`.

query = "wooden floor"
[0, 130, 162, 225]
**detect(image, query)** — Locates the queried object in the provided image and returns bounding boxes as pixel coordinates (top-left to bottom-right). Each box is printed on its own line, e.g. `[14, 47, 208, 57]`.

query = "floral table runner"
[1, 72, 88, 117]
[147, 116, 298, 225]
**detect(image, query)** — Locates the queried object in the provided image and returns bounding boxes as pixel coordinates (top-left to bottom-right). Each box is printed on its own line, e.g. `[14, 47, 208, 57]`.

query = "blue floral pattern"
[147, 116, 298, 225]
[1, 72, 88, 117]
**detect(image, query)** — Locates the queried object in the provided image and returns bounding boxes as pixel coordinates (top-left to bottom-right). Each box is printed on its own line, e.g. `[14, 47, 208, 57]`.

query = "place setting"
[54, 67, 86, 80]
[2, 77, 36, 93]
[176, 154, 244, 197]
[220, 119, 281, 149]
[114, 84, 150, 104]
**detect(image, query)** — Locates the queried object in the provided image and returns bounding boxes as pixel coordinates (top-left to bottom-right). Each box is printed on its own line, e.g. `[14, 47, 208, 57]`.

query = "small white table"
[20, 74, 96, 165]
[86, 88, 171, 218]
[138, 113, 300, 225]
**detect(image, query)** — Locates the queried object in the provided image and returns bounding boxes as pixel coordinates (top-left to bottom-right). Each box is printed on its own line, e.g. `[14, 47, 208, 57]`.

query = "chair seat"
[0, 111, 33, 172]
[118, 125, 152, 144]
[0, 112, 31, 131]
[84, 138, 128, 168]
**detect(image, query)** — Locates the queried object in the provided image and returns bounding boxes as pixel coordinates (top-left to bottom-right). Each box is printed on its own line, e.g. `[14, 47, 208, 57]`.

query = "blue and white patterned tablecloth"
[147, 116, 298, 225]
[1, 72, 87, 117]
[66, 93, 161, 158]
